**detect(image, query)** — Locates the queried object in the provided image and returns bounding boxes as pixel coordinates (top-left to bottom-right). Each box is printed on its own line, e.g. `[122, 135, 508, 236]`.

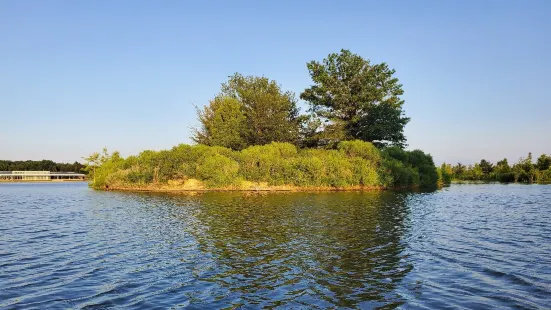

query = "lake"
[1, 183, 550, 309]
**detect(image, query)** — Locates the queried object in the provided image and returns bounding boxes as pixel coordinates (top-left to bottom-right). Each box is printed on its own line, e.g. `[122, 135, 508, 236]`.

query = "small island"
[85, 50, 452, 192]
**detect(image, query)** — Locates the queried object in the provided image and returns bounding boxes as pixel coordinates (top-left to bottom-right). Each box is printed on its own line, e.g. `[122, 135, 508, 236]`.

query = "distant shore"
[0, 180, 87, 183]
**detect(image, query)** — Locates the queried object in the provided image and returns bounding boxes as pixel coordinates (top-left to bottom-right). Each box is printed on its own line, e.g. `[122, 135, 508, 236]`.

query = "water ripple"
[0, 183, 550, 308]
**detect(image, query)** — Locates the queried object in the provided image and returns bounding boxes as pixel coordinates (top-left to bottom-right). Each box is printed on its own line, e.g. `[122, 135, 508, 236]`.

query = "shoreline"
[0, 180, 87, 183]
[101, 185, 391, 193]
[92, 179, 424, 193]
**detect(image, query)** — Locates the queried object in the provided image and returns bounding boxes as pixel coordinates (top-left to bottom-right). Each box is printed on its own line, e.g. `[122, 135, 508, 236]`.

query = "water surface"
[1, 183, 550, 309]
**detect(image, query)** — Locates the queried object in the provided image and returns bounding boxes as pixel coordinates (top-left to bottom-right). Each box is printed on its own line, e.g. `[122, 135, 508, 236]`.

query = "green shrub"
[89, 141, 438, 190]
[497, 172, 515, 183]
[381, 158, 420, 188]
[382, 146, 409, 163]
[126, 169, 154, 184]
[338, 140, 381, 164]
[408, 150, 438, 187]
[350, 158, 379, 186]
[238, 142, 297, 184]
[437, 163, 452, 187]
[290, 156, 325, 186]
[322, 151, 354, 187]
[536, 169, 551, 183]
[196, 154, 240, 187]
[381, 147, 437, 188]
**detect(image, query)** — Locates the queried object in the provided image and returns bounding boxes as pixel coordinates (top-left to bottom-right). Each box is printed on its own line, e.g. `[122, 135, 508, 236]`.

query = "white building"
[0, 171, 86, 181]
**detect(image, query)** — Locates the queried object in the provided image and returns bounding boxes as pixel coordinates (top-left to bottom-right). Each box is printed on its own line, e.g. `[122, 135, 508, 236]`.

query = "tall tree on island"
[300, 49, 410, 148]
[192, 96, 248, 150]
[193, 73, 302, 150]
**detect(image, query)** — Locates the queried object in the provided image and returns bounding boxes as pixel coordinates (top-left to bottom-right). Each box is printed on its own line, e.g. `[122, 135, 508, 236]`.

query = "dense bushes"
[88, 140, 441, 190]
[196, 154, 240, 187]
[380, 147, 439, 188]
[536, 169, 551, 183]
[437, 163, 452, 187]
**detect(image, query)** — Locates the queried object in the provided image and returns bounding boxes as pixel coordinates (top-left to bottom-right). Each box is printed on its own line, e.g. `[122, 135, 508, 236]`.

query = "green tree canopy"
[192, 96, 248, 150]
[193, 73, 302, 150]
[300, 49, 410, 147]
[479, 159, 494, 175]
[221, 73, 301, 146]
[536, 154, 551, 171]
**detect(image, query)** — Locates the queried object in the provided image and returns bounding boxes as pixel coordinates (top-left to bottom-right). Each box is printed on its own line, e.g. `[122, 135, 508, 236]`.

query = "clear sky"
[1, 0, 550, 165]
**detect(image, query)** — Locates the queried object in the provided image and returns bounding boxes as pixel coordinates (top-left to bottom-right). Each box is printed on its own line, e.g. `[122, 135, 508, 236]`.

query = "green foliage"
[437, 163, 452, 187]
[192, 96, 248, 150]
[84, 50, 447, 190]
[536, 169, 551, 184]
[451, 152, 551, 184]
[357, 102, 410, 148]
[321, 150, 355, 187]
[89, 140, 439, 190]
[513, 153, 537, 183]
[297, 114, 324, 148]
[479, 159, 494, 175]
[380, 147, 437, 188]
[300, 49, 410, 148]
[193, 74, 302, 150]
[536, 154, 551, 171]
[238, 142, 297, 185]
[83, 148, 110, 186]
[379, 158, 419, 188]
[0, 160, 85, 173]
[291, 156, 325, 186]
[350, 158, 380, 187]
[408, 150, 439, 187]
[196, 154, 240, 187]
[337, 140, 381, 163]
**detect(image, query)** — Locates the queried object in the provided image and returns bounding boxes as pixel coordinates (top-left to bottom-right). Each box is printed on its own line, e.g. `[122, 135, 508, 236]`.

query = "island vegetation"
[444, 153, 551, 184]
[86, 50, 448, 191]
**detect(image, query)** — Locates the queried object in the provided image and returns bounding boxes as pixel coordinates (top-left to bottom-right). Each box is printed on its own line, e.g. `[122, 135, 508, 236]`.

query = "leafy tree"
[494, 158, 514, 182]
[192, 96, 248, 150]
[300, 49, 410, 147]
[513, 153, 536, 183]
[495, 158, 511, 172]
[356, 102, 409, 148]
[438, 163, 452, 186]
[469, 164, 484, 180]
[381, 147, 438, 187]
[220, 73, 302, 147]
[536, 154, 551, 171]
[452, 163, 466, 179]
[452, 154, 551, 184]
[479, 159, 494, 175]
[83, 148, 109, 186]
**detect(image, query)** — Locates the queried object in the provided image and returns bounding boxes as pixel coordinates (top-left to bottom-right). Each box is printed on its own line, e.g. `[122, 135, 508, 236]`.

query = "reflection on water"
[180, 192, 412, 308]
[0, 183, 550, 309]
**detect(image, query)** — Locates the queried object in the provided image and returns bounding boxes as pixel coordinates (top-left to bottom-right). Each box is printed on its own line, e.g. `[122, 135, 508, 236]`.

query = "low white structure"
[0, 171, 86, 181]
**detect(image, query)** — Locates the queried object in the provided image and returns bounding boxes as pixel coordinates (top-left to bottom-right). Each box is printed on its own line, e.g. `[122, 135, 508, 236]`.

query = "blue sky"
[1, 0, 550, 164]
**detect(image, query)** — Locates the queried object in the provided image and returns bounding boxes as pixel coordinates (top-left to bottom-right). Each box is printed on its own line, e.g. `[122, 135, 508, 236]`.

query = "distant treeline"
[443, 153, 551, 184]
[0, 160, 85, 173]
